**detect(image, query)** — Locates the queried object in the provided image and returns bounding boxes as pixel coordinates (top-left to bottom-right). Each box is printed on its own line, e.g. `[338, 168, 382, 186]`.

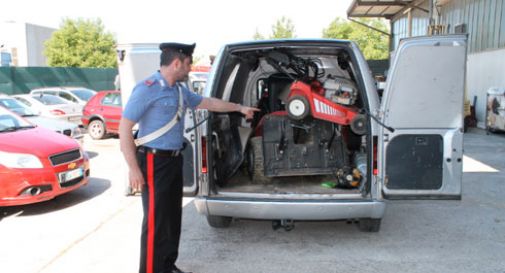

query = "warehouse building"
[0, 21, 55, 67]
[348, 0, 505, 128]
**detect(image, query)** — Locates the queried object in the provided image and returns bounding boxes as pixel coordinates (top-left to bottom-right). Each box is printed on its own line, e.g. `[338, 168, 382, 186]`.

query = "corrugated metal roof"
[347, 0, 418, 18]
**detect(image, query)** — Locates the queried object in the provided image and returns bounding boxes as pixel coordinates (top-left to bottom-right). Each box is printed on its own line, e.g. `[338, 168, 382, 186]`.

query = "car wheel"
[88, 119, 106, 140]
[357, 218, 381, 232]
[206, 215, 232, 228]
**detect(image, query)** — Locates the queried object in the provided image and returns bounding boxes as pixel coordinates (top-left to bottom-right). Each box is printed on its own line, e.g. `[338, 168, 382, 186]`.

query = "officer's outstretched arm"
[198, 97, 259, 119]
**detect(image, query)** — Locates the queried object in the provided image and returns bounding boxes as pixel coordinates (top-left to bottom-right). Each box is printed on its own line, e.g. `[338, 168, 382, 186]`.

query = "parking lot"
[1, 129, 504, 273]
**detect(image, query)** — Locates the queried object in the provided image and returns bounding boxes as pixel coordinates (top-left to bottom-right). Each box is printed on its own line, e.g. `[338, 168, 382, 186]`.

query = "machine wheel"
[248, 136, 272, 183]
[206, 215, 232, 228]
[287, 95, 310, 120]
[88, 119, 106, 140]
[350, 114, 367, 135]
[357, 218, 381, 232]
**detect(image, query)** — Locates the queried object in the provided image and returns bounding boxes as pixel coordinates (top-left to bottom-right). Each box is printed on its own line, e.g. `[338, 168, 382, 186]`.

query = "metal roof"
[347, 0, 422, 19]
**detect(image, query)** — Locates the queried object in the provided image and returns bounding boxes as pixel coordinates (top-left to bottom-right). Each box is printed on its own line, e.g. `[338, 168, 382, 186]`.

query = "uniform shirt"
[123, 71, 203, 150]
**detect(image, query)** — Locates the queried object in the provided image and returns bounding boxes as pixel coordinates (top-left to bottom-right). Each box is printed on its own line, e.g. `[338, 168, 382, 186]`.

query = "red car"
[81, 90, 122, 139]
[0, 106, 90, 206]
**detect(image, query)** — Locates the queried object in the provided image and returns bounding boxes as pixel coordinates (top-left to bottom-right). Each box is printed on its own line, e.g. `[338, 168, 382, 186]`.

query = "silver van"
[180, 36, 466, 232]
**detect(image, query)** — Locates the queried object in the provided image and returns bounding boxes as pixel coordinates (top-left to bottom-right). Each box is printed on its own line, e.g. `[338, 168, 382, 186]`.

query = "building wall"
[467, 49, 505, 127]
[0, 21, 27, 66]
[439, 0, 505, 53]
[439, 0, 505, 127]
[390, 0, 505, 127]
[0, 21, 55, 67]
[25, 23, 55, 66]
[391, 3, 430, 50]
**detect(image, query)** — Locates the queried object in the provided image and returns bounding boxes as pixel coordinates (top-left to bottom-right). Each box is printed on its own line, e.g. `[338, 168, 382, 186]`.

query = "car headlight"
[0, 151, 43, 168]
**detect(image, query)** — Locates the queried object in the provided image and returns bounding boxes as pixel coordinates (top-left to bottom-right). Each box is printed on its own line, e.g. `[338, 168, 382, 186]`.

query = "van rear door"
[379, 35, 466, 200]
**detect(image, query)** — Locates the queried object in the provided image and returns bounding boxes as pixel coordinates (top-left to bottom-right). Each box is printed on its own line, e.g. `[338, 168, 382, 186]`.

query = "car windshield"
[70, 89, 96, 101]
[0, 98, 37, 116]
[33, 94, 69, 105]
[0, 107, 34, 132]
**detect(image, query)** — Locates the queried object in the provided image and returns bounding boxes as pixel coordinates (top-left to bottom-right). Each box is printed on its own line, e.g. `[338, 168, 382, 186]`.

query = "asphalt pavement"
[1, 129, 504, 273]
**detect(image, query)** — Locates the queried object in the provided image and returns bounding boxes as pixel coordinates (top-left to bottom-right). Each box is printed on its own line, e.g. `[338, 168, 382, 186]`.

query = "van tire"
[357, 218, 381, 232]
[206, 215, 232, 228]
[249, 137, 272, 183]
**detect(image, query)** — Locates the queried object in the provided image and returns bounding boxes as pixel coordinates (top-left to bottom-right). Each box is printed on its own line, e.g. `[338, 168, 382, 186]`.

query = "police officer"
[119, 42, 258, 273]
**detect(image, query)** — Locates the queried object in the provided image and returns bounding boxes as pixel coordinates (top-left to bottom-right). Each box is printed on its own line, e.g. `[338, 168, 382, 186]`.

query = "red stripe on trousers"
[146, 153, 155, 273]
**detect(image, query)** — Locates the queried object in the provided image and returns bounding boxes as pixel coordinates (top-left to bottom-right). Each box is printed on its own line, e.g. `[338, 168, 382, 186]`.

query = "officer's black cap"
[159, 42, 196, 56]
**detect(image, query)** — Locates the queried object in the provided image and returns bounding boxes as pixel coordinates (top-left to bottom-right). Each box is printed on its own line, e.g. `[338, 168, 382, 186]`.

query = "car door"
[378, 35, 466, 200]
[100, 93, 122, 131]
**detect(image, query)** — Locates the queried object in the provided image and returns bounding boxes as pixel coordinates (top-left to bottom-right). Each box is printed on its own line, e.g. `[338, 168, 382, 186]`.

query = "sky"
[2, 0, 353, 58]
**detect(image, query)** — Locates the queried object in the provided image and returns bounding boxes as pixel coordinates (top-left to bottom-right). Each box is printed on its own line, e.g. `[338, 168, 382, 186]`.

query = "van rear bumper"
[194, 197, 386, 220]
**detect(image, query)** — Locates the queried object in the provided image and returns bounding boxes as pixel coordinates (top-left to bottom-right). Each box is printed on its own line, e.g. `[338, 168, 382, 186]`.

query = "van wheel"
[88, 119, 106, 139]
[248, 136, 272, 183]
[206, 215, 232, 228]
[357, 218, 381, 232]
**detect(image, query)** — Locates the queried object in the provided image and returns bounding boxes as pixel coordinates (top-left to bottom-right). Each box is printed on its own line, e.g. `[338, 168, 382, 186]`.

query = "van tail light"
[50, 109, 66, 115]
[201, 136, 208, 173]
[373, 136, 378, 175]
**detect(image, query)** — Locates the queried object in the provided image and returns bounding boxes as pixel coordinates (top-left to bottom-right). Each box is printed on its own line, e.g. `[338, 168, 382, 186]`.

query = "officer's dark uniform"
[122, 43, 202, 273]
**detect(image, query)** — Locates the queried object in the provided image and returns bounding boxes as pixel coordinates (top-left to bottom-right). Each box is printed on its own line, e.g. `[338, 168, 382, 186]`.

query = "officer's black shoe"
[170, 265, 193, 273]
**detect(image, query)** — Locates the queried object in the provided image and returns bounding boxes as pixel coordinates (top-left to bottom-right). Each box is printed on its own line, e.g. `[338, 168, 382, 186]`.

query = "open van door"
[182, 108, 201, 196]
[378, 35, 466, 200]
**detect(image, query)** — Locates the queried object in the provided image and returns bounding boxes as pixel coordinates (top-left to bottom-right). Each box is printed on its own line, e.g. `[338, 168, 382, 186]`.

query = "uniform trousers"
[137, 150, 183, 273]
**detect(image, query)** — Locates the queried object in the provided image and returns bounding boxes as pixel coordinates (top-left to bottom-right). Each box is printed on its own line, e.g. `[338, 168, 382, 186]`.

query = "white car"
[12, 94, 83, 125]
[0, 95, 83, 143]
[30, 87, 97, 106]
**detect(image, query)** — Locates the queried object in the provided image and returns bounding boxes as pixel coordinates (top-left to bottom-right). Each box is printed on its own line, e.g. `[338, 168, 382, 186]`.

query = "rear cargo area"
[206, 42, 372, 199]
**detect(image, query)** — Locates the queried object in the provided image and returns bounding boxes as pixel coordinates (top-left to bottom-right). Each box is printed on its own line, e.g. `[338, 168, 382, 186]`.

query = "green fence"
[0, 67, 118, 95]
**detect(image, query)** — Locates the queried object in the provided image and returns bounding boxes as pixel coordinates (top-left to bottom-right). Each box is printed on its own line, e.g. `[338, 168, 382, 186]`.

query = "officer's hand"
[240, 106, 260, 120]
[129, 167, 145, 193]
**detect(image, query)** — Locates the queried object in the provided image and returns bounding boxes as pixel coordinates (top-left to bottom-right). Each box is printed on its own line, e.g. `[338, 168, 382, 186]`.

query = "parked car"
[0, 106, 90, 206]
[0, 95, 83, 143]
[171, 37, 465, 231]
[12, 94, 82, 125]
[30, 87, 97, 106]
[188, 71, 209, 94]
[81, 90, 122, 139]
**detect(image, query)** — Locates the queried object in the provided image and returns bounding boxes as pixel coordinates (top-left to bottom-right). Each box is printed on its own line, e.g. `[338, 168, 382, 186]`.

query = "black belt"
[137, 146, 181, 157]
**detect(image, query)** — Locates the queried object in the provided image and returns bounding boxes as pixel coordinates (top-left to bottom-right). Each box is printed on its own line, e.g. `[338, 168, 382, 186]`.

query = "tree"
[252, 16, 296, 40]
[323, 18, 389, 60]
[253, 28, 265, 40]
[44, 18, 117, 68]
[270, 17, 296, 39]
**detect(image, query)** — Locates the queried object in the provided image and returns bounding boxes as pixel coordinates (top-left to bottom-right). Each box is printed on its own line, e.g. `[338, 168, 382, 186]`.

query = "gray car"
[0, 95, 83, 143]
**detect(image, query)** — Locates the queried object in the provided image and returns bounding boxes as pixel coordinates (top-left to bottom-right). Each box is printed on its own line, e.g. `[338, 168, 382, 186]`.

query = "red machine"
[287, 80, 358, 124]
